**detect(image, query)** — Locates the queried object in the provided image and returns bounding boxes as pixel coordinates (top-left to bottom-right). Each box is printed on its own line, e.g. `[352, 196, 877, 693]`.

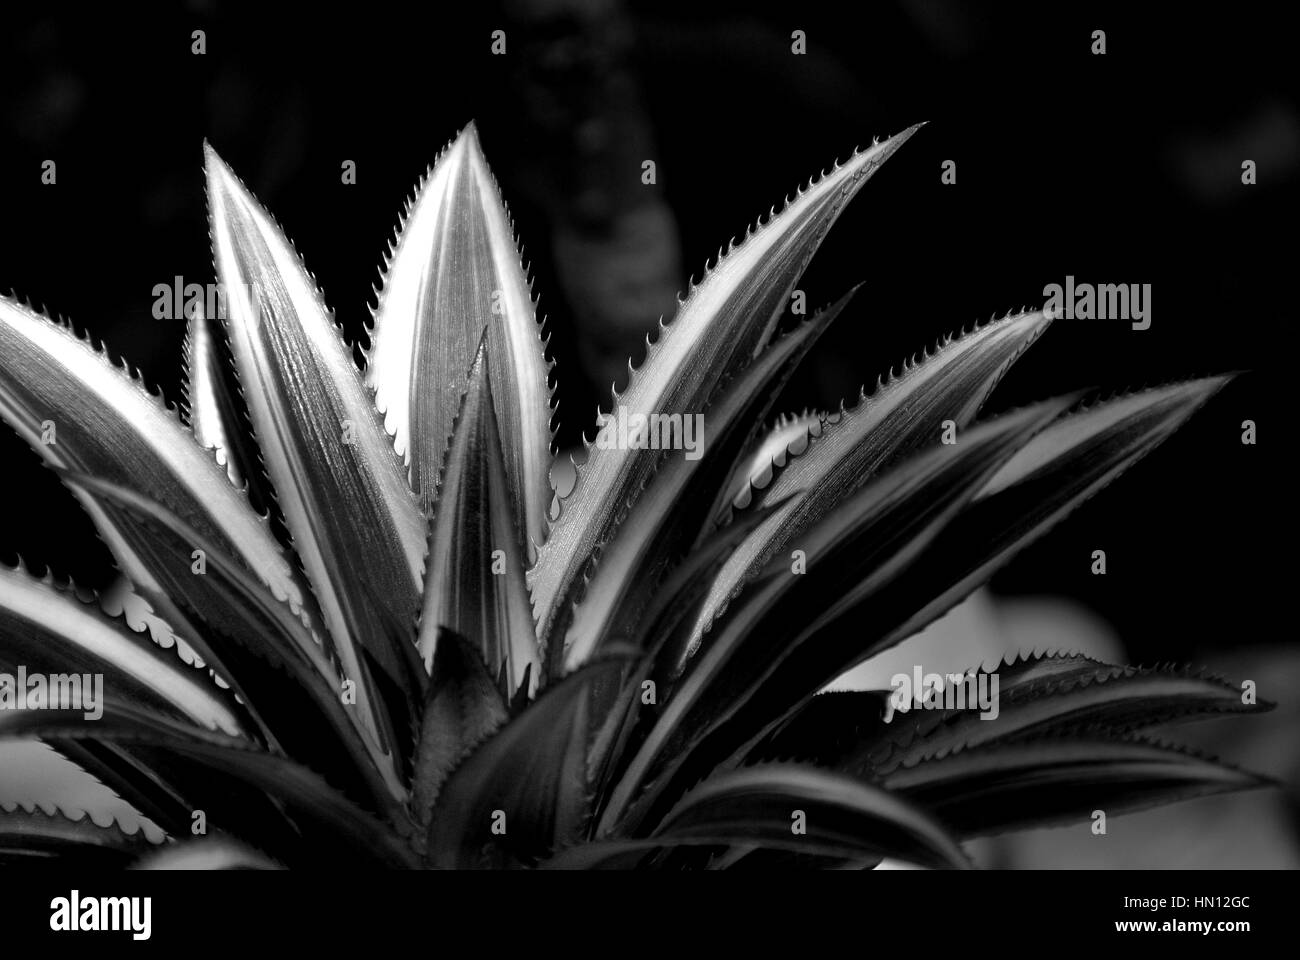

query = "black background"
[0, 0, 1291, 666]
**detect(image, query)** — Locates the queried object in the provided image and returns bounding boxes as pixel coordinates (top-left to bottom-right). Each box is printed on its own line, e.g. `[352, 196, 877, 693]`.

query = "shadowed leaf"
[54, 472, 408, 811]
[416, 339, 540, 690]
[429, 657, 628, 868]
[871, 658, 1267, 777]
[765, 655, 1269, 780]
[884, 737, 1272, 838]
[43, 725, 420, 867]
[684, 307, 1054, 668]
[549, 766, 967, 869]
[810, 378, 1238, 675]
[601, 400, 1070, 833]
[412, 629, 509, 822]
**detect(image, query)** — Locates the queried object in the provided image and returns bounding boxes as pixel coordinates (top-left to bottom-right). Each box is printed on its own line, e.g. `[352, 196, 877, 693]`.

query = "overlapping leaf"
[559, 291, 854, 672]
[412, 629, 510, 821]
[546, 766, 967, 869]
[680, 307, 1054, 670]
[0, 561, 245, 738]
[0, 802, 156, 866]
[428, 657, 628, 867]
[531, 126, 924, 646]
[679, 376, 1241, 793]
[726, 409, 824, 510]
[416, 340, 539, 689]
[800, 378, 1235, 672]
[600, 399, 1071, 834]
[53, 472, 407, 811]
[0, 296, 309, 668]
[764, 654, 1268, 780]
[0, 124, 1265, 870]
[366, 123, 554, 555]
[205, 145, 426, 745]
[32, 724, 418, 867]
[180, 304, 242, 486]
[883, 737, 1270, 837]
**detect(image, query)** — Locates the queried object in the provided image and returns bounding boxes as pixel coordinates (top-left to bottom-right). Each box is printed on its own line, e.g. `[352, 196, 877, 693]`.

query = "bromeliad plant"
[0, 123, 1269, 869]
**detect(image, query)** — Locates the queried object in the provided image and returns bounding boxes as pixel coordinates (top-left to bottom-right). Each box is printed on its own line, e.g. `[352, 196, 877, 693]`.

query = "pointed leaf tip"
[532, 130, 920, 640]
[205, 145, 427, 748]
[417, 335, 540, 693]
[367, 124, 553, 558]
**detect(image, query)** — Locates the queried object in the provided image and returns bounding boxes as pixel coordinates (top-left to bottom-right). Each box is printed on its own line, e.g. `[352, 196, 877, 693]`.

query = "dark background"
[0, 0, 1291, 670]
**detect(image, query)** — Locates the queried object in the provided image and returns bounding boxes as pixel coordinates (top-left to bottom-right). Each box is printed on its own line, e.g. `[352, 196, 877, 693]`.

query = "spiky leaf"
[559, 292, 853, 671]
[0, 562, 245, 737]
[416, 339, 539, 689]
[412, 629, 510, 821]
[531, 127, 923, 643]
[601, 400, 1069, 833]
[366, 124, 554, 555]
[549, 766, 967, 869]
[884, 737, 1271, 837]
[0, 802, 156, 866]
[682, 307, 1054, 668]
[205, 145, 426, 742]
[53, 472, 407, 810]
[428, 657, 628, 867]
[0, 297, 309, 667]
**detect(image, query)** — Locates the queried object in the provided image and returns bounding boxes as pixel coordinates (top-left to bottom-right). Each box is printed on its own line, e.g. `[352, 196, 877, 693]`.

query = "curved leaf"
[682, 378, 1241, 796]
[531, 126, 923, 643]
[726, 409, 824, 510]
[757, 689, 895, 767]
[685, 307, 1053, 667]
[53, 472, 408, 810]
[883, 737, 1272, 838]
[0, 802, 157, 866]
[0, 561, 246, 737]
[764, 655, 1269, 781]
[32, 737, 193, 843]
[412, 629, 509, 823]
[869, 658, 1267, 778]
[0, 296, 310, 669]
[41, 725, 419, 867]
[600, 400, 1070, 834]
[559, 292, 853, 672]
[428, 657, 629, 868]
[180, 304, 243, 487]
[824, 377, 1237, 667]
[204, 144, 427, 743]
[550, 766, 967, 869]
